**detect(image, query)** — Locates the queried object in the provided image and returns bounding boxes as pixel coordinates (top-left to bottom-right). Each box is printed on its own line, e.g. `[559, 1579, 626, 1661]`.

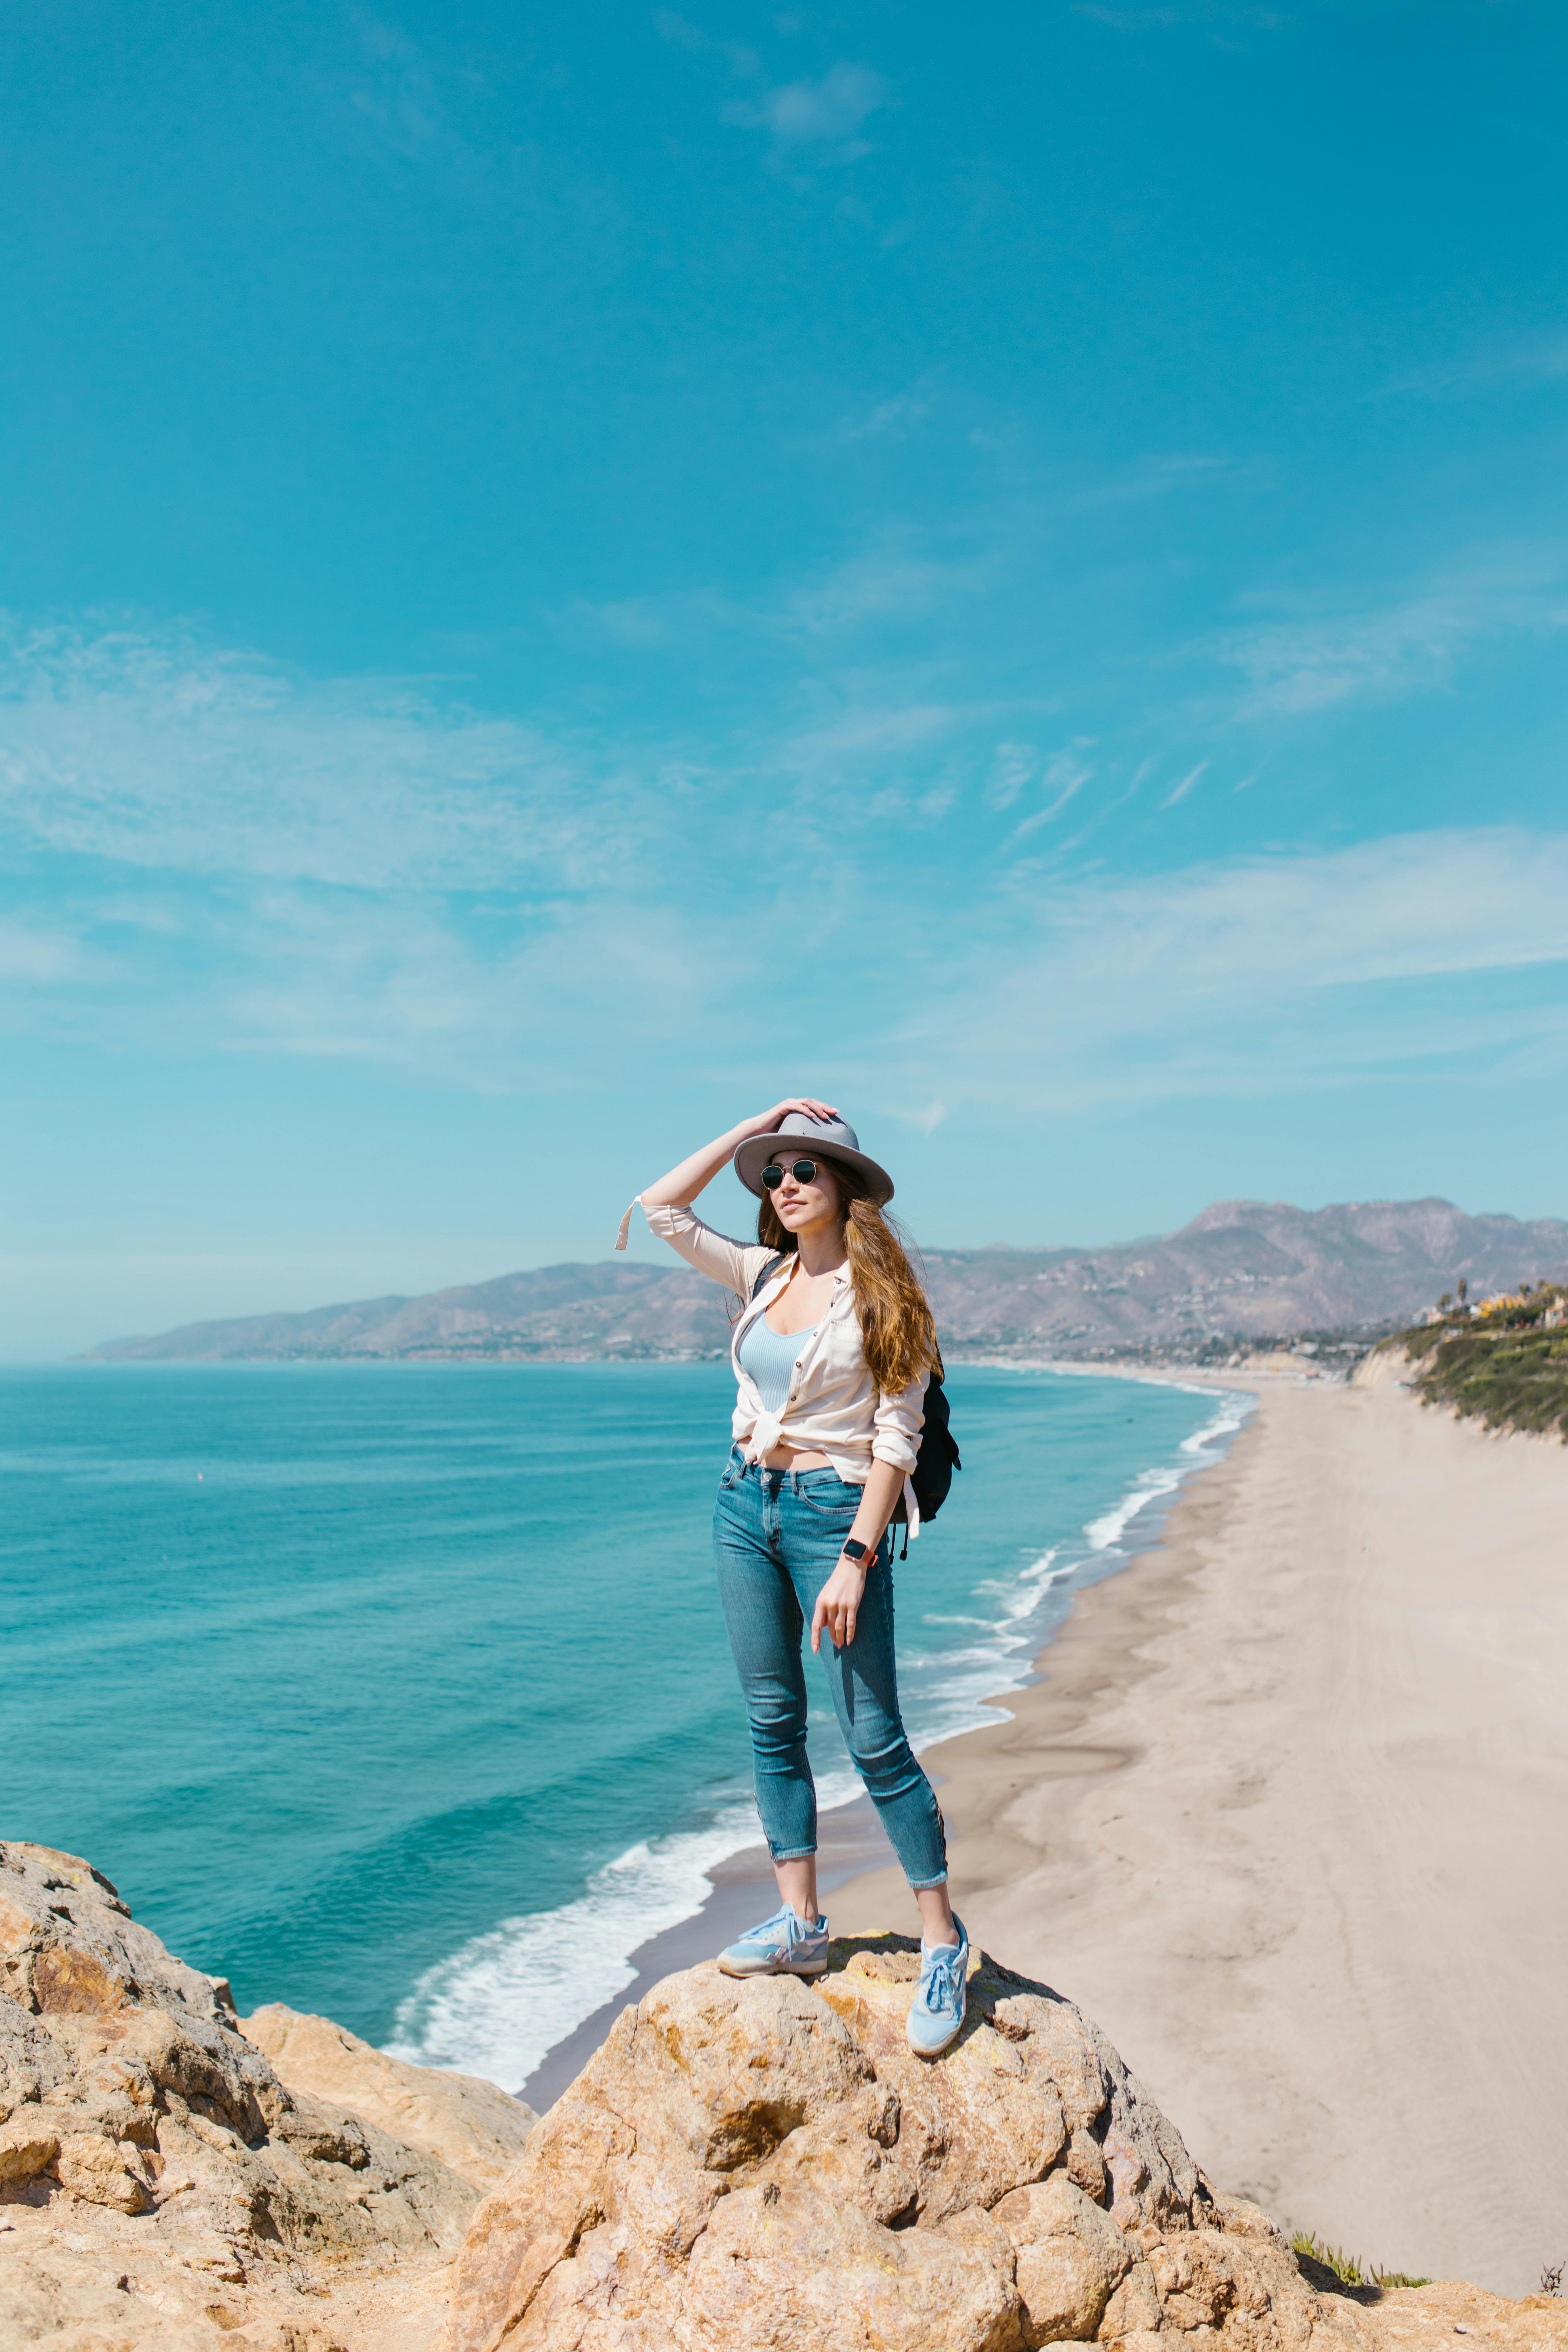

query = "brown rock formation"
[241, 2004, 536, 2194]
[4, 1843, 1563, 2352]
[448, 1935, 1362, 2352]
[0, 1840, 532, 2348]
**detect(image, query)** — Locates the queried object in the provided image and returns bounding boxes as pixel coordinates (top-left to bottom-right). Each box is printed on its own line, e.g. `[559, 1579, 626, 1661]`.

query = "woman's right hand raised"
[640, 1099, 841, 1219]
[737, 1097, 839, 1142]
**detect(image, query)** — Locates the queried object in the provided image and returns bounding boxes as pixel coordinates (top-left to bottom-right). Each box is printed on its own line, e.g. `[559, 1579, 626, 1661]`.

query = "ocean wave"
[1083, 1390, 1247, 1553]
[386, 1800, 759, 2090]
[1100, 1386, 1247, 1538]
[387, 1381, 1250, 2089]
[388, 1760, 867, 2088]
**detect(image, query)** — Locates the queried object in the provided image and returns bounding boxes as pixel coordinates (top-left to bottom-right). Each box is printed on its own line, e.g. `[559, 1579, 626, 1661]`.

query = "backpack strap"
[750, 1253, 789, 1301]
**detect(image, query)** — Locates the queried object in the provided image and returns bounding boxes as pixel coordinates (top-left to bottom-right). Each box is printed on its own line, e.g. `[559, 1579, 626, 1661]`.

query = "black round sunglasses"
[760, 1158, 820, 1190]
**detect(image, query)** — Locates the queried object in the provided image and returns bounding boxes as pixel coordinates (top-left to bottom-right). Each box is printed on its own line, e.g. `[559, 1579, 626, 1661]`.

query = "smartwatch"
[840, 1538, 877, 1569]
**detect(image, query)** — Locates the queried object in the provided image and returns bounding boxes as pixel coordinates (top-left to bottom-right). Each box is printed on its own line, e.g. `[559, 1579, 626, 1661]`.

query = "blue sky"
[4, 0, 1567, 1355]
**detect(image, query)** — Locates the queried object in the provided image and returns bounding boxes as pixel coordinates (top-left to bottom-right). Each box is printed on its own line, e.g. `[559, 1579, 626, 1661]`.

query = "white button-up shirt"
[619, 1196, 929, 1528]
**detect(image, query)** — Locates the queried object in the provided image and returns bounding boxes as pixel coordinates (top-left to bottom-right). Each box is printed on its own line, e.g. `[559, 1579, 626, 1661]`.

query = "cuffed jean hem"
[767, 1845, 818, 1862]
[906, 1872, 949, 1890]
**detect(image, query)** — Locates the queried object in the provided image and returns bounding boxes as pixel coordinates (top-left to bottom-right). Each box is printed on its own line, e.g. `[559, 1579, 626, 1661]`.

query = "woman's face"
[765, 1154, 843, 1235]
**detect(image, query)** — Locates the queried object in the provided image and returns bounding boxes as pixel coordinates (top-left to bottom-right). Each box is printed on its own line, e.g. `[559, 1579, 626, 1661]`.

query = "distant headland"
[77, 1197, 1568, 1366]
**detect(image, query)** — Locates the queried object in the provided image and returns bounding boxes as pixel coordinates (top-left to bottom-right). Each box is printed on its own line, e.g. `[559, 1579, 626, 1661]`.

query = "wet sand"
[827, 1377, 1568, 2298]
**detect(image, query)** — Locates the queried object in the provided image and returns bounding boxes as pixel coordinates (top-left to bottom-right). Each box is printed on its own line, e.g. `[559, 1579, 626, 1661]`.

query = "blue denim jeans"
[712, 1448, 948, 1890]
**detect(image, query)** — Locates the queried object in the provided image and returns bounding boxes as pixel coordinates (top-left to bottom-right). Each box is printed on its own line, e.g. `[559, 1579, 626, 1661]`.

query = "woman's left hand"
[812, 1554, 869, 1653]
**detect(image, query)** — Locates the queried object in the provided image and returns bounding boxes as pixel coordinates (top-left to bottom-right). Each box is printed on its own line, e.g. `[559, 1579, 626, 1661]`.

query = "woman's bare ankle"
[915, 1886, 957, 1947]
[775, 1860, 821, 1923]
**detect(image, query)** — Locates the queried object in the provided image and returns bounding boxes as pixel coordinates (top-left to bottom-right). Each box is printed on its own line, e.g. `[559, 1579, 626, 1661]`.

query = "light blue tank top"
[738, 1312, 818, 1413]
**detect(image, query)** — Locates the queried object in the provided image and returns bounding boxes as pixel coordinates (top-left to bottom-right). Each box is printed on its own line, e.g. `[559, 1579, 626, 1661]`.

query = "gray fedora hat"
[733, 1112, 894, 1206]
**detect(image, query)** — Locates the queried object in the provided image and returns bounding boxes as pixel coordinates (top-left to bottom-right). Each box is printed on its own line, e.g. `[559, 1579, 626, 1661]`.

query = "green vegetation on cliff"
[1383, 1283, 1568, 1440]
[1290, 2232, 1430, 2295]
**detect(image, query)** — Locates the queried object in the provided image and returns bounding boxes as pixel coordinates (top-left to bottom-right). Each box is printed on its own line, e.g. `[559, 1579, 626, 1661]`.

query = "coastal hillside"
[1367, 1279, 1568, 1440]
[81, 1197, 1568, 1363]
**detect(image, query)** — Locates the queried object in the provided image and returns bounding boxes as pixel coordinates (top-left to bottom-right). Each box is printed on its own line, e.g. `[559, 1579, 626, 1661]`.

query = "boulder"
[446, 1934, 1355, 2352]
[242, 2004, 536, 2193]
[0, 1840, 518, 2349]
[0, 1839, 475, 2258]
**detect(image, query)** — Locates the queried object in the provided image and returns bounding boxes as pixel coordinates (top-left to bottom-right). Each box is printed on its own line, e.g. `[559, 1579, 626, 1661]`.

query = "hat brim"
[733, 1131, 894, 1207]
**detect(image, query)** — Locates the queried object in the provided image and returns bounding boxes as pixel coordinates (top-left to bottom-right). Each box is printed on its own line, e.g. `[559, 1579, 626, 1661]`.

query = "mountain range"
[80, 1197, 1568, 1363]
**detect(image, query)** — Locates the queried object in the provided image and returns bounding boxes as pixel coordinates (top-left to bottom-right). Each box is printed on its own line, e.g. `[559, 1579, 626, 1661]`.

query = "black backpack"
[749, 1258, 961, 1535]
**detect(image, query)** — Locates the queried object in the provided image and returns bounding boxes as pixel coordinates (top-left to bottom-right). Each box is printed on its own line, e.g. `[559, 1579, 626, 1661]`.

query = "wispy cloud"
[1204, 559, 1568, 718]
[878, 828, 1568, 1115]
[557, 587, 752, 652]
[984, 743, 1037, 811]
[1160, 758, 1208, 807]
[780, 514, 1016, 642]
[7, 598, 1567, 1120]
[1010, 745, 1097, 838]
[657, 15, 888, 168]
[0, 916, 91, 984]
[779, 700, 962, 768]
[1065, 452, 1228, 510]
[722, 62, 888, 159]
[0, 615, 915, 1083]
[891, 1097, 949, 1135]
[1380, 333, 1568, 402]
[653, 9, 759, 76]
[833, 391, 934, 444]
[0, 621, 640, 893]
[214, 887, 735, 1079]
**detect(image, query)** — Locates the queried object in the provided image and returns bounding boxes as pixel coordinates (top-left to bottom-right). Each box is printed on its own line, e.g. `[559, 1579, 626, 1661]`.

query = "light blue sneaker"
[907, 1917, 969, 2056]
[716, 1902, 830, 1979]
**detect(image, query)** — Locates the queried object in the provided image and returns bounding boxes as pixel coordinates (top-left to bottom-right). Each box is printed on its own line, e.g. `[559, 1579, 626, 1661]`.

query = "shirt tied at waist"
[744, 1410, 787, 1464]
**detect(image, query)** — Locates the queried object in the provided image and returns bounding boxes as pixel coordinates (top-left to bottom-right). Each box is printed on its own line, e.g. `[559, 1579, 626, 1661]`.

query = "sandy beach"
[826, 1373, 1568, 2299]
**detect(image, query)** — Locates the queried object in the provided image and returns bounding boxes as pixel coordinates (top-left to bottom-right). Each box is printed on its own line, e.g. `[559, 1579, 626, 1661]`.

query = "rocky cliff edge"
[0, 1839, 534, 2348]
[1, 1840, 1563, 2352]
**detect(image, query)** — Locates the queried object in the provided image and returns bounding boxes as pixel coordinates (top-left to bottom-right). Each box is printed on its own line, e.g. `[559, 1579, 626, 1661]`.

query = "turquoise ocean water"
[0, 1362, 1245, 2088]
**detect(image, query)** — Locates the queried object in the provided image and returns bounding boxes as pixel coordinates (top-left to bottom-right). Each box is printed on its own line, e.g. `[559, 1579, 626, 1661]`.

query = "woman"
[616, 1097, 968, 2057]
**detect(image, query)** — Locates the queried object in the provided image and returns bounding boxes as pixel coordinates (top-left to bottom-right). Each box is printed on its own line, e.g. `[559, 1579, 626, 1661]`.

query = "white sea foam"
[1083, 1390, 1248, 1552]
[387, 1799, 759, 2090]
[389, 1757, 866, 2089]
[388, 1380, 1251, 2088]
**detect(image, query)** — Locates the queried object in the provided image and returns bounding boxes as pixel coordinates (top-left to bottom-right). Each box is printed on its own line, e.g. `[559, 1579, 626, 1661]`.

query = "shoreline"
[825, 1376, 1568, 2297]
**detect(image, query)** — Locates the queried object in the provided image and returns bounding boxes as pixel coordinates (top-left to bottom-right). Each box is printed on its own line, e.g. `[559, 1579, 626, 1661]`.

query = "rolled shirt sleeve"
[638, 1197, 775, 1295]
[871, 1368, 930, 1475]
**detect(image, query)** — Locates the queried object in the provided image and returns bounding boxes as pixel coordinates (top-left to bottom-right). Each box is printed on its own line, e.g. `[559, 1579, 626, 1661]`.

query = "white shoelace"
[920, 1942, 964, 2010]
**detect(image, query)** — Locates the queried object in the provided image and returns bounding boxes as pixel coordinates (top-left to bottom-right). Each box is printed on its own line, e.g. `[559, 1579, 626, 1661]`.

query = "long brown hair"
[757, 1157, 940, 1393]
